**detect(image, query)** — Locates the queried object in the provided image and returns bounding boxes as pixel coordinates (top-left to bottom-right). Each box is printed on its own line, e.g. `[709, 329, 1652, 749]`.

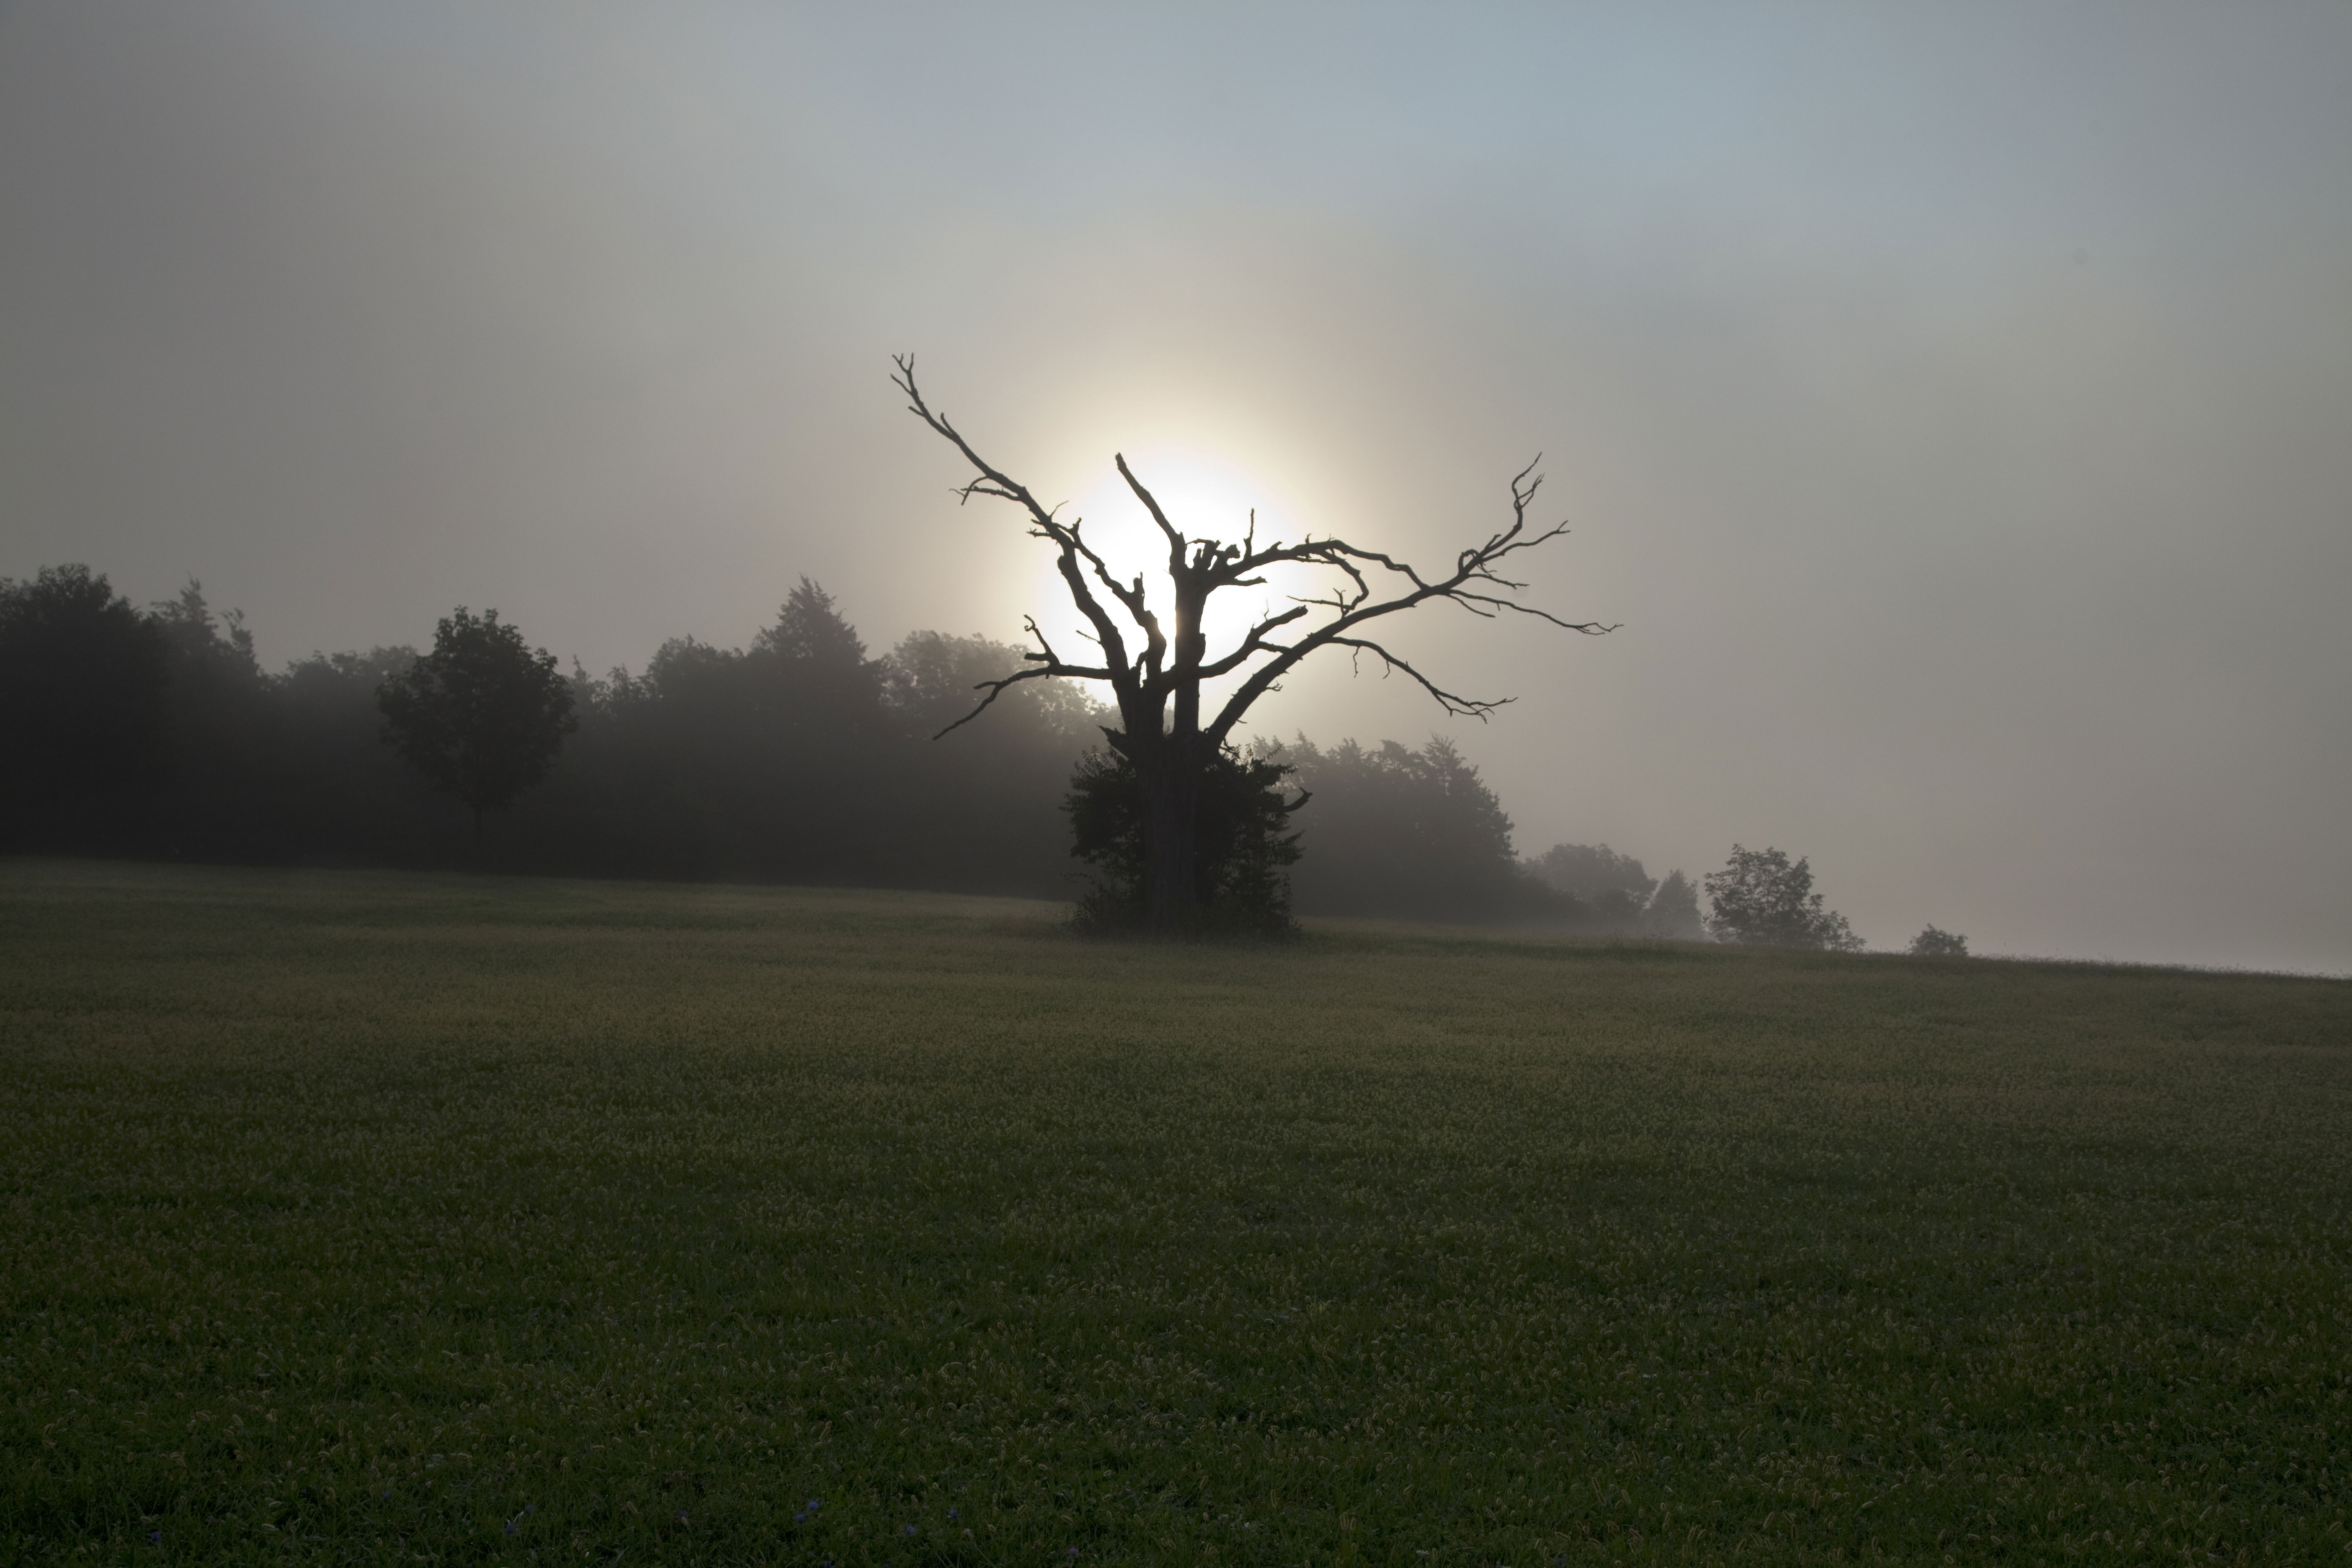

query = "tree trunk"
[1138, 738, 1201, 934]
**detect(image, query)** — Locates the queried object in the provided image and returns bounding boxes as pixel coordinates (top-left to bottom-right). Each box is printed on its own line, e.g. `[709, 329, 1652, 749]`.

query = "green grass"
[2, 861, 2347, 1566]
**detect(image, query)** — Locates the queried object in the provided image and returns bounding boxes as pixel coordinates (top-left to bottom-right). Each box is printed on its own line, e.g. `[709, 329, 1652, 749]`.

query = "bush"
[1064, 745, 1303, 939]
[1908, 926, 1970, 958]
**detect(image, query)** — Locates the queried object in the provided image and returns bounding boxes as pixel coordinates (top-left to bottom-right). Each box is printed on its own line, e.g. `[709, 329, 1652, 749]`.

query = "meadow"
[2, 860, 2346, 1566]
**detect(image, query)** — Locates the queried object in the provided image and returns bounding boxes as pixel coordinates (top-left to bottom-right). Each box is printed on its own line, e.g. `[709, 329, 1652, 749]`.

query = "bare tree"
[893, 356, 1613, 933]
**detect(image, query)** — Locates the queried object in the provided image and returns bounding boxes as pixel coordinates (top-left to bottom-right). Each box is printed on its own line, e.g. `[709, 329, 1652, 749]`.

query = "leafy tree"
[1703, 844, 1865, 951]
[1064, 744, 1304, 938]
[577, 584, 897, 879]
[1528, 841, 1656, 930]
[885, 630, 1106, 746]
[150, 579, 260, 689]
[753, 576, 873, 669]
[1640, 869, 1708, 940]
[1529, 841, 1655, 899]
[1284, 736, 1556, 922]
[0, 565, 168, 823]
[893, 357, 1612, 934]
[277, 645, 436, 860]
[377, 608, 576, 850]
[145, 580, 280, 851]
[747, 577, 888, 732]
[1908, 925, 1970, 958]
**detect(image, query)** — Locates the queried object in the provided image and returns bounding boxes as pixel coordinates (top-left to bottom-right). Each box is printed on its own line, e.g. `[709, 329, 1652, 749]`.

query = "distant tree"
[885, 630, 1106, 746]
[1524, 841, 1710, 938]
[747, 577, 887, 731]
[0, 565, 169, 823]
[1639, 868, 1708, 941]
[1907, 925, 1969, 958]
[377, 608, 576, 851]
[753, 576, 871, 668]
[1528, 841, 1657, 930]
[1065, 744, 1305, 937]
[1703, 844, 1865, 951]
[145, 579, 280, 849]
[150, 579, 260, 689]
[1283, 736, 1561, 923]
[274, 645, 434, 859]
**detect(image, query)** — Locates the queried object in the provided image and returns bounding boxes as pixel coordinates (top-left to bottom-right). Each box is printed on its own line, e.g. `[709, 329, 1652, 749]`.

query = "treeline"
[3, 563, 1708, 931]
[1276, 738, 1705, 937]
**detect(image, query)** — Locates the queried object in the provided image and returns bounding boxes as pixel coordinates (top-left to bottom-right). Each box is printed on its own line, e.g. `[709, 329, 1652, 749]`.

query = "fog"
[4, 2, 2348, 972]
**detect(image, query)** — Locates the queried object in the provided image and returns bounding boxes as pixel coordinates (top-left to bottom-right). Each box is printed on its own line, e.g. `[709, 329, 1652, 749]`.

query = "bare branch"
[1452, 593, 1618, 633]
[1200, 458, 1612, 744]
[932, 664, 1065, 739]
[1195, 604, 1309, 679]
[896, 360, 1609, 764]
[895, 356, 1140, 700]
[1321, 636, 1512, 720]
[1021, 615, 1113, 681]
[930, 618, 1110, 738]
[1115, 453, 1187, 573]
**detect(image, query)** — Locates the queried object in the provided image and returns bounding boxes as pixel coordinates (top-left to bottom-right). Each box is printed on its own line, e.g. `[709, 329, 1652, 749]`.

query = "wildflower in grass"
[903, 1523, 918, 1536]
[677, 1511, 689, 1524]
[947, 1508, 958, 1522]
[504, 1521, 516, 1536]
[146, 1532, 160, 1546]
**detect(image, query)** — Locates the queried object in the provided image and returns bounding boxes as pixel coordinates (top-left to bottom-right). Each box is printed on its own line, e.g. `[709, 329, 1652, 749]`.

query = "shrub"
[1908, 925, 1970, 958]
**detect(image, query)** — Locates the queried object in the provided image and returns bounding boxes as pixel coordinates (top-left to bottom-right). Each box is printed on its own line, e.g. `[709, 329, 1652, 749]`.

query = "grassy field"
[2, 861, 2347, 1566]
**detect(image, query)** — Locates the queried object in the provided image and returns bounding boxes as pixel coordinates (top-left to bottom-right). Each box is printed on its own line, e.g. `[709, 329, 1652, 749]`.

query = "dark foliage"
[1527, 841, 1653, 931]
[1642, 869, 1709, 941]
[1064, 744, 1304, 938]
[378, 609, 578, 843]
[0, 566, 168, 822]
[1908, 925, 1970, 958]
[1281, 737, 1570, 923]
[1526, 841, 1712, 939]
[1704, 844, 1865, 951]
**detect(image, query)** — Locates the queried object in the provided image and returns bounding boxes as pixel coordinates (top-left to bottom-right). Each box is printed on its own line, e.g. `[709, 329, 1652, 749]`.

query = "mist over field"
[3, 3, 2348, 972]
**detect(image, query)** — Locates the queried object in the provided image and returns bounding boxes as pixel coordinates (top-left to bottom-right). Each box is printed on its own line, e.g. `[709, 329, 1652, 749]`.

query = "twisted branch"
[894, 357, 1615, 749]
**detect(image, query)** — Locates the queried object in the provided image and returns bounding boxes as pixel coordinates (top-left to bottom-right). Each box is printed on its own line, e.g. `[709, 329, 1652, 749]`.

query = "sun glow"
[1028, 446, 1319, 707]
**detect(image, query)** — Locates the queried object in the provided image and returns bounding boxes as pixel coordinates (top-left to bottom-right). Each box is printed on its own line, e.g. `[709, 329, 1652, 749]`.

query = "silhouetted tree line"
[1, 565, 1098, 894]
[5, 562, 1938, 946]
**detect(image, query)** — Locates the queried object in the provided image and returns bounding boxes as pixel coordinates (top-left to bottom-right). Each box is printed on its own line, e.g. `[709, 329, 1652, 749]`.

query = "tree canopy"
[1908, 925, 1970, 958]
[1703, 845, 1865, 951]
[1065, 745, 1303, 937]
[0, 565, 168, 814]
[377, 608, 578, 842]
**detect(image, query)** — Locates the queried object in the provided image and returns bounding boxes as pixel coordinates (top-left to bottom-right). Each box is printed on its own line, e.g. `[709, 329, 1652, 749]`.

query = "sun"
[1028, 445, 1315, 699]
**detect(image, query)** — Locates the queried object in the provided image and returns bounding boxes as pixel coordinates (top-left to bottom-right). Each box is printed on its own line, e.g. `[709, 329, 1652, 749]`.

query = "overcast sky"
[4, 2, 2348, 972]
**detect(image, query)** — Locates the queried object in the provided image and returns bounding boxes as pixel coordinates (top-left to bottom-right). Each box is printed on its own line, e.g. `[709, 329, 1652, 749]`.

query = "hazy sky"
[5, 2, 2349, 972]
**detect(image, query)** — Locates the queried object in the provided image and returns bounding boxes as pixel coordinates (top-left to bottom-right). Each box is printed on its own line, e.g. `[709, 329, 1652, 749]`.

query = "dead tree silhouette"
[893, 356, 1614, 934]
